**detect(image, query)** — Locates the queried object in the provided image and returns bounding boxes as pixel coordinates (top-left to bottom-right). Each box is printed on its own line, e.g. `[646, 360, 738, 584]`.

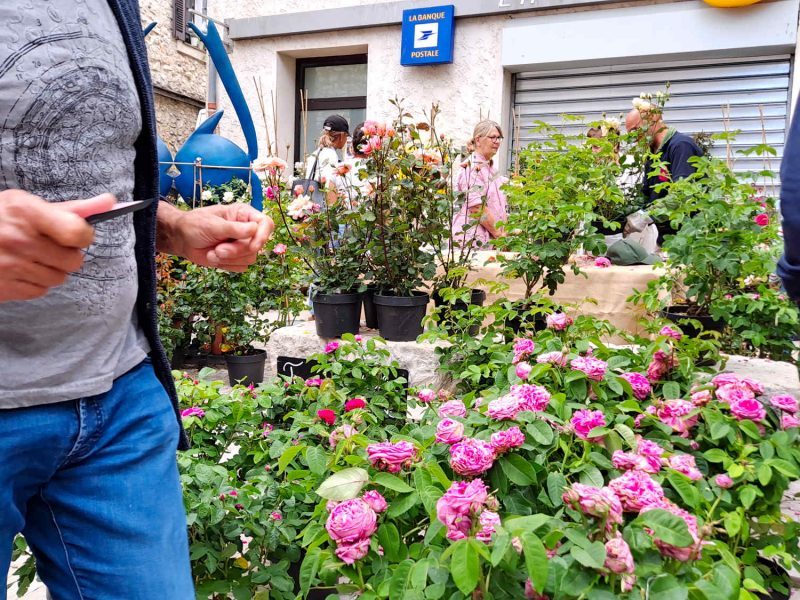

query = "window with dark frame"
[295, 55, 368, 164]
[173, 0, 208, 46]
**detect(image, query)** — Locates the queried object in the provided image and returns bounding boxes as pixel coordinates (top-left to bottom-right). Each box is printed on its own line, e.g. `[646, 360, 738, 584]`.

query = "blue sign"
[400, 5, 455, 66]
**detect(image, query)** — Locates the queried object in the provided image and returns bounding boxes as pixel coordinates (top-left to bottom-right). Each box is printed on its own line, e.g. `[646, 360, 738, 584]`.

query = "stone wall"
[154, 93, 201, 153]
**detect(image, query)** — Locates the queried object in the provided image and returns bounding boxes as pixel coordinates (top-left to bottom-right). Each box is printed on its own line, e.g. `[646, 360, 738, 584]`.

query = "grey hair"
[471, 119, 503, 145]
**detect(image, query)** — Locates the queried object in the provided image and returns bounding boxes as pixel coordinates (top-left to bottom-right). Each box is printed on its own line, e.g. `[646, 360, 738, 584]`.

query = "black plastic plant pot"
[225, 349, 266, 386]
[659, 305, 725, 337]
[373, 291, 430, 342]
[312, 290, 362, 338]
[362, 285, 379, 329]
[432, 288, 487, 336]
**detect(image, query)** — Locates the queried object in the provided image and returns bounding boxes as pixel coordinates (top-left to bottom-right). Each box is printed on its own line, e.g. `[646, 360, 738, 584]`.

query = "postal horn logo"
[413, 22, 439, 48]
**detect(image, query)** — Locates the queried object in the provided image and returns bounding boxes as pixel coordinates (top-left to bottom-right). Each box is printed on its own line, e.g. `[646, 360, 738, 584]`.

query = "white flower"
[632, 97, 653, 112]
[252, 156, 288, 172]
[200, 189, 213, 201]
[222, 191, 234, 203]
[287, 195, 313, 219]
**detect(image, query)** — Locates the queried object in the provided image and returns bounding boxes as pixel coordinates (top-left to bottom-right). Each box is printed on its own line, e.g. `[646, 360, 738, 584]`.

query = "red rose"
[658, 168, 670, 182]
[317, 409, 336, 425]
[345, 398, 367, 412]
[754, 213, 769, 227]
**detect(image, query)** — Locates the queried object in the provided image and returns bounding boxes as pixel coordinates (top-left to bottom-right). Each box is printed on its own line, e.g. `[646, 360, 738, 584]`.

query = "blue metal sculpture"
[144, 21, 263, 210]
[173, 22, 263, 210]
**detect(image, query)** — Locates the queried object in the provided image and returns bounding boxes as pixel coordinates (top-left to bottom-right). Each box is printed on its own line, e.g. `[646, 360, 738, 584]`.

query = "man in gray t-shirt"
[0, 1, 273, 597]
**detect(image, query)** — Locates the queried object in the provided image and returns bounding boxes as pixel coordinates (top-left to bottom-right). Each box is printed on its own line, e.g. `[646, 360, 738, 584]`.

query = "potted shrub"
[359, 104, 438, 341]
[492, 122, 621, 329]
[264, 157, 370, 338]
[632, 142, 782, 338]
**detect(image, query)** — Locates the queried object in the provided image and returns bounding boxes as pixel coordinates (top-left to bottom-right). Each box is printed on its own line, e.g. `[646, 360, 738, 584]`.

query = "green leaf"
[636, 509, 693, 547]
[316, 467, 369, 500]
[757, 463, 772, 486]
[768, 458, 800, 477]
[419, 485, 444, 514]
[387, 492, 420, 517]
[739, 485, 758, 510]
[425, 462, 451, 489]
[570, 540, 606, 569]
[667, 472, 700, 510]
[379, 523, 403, 562]
[374, 472, 415, 493]
[615, 423, 637, 449]
[450, 539, 480, 595]
[649, 574, 688, 600]
[546, 472, 567, 507]
[277, 444, 305, 474]
[724, 509, 743, 537]
[578, 465, 604, 488]
[305, 445, 328, 475]
[499, 454, 539, 486]
[738, 420, 762, 440]
[728, 463, 745, 478]
[410, 559, 430, 590]
[704, 449, 730, 464]
[663, 381, 681, 400]
[606, 376, 623, 396]
[299, 547, 321, 598]
[503, 514, 550, 535]
[389, 559, 415, 600]
[526, 420, 554, 445]
[520, 532, 548, 594]
[490, 530, 511, 566]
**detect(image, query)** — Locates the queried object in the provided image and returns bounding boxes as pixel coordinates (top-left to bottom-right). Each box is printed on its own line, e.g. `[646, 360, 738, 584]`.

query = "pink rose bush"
[515, 361, 533, 380]
[325, 497, 377, 564]
[435, 418, 465, 444]
[667, 454, 703, 481]
[490, 426, 526, 454]
[771, 394, 799, 413]
[620, 372, 651, 400]
[570, 356, 607, 381]
[436, 479, 493, 541]
[487, 384, 551, 420]
[546, 312, 573, 331]
[417, 388, 436, 403]
[608, 470, 665, 512]
[604, 533, 635, 575]
[512, 338, 536, 364]
[366, 441, 418, 473]
[536, 351, 569, 367]
[641, 501, 702, 561]
[362, 490, 387, 514]
[438, 400, 467, 418]
[562, 483, 623, 526]
[571, 409, 606, 442]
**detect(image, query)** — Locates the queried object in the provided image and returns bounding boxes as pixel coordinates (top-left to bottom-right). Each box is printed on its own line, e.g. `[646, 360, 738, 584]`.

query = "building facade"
[140, 0, 208, 153]
[208, 0, 800, 176]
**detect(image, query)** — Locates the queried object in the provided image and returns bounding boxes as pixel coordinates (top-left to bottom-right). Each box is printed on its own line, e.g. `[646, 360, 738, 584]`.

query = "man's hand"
[157, 202, 274, 272]
[0, 190, 115, 302]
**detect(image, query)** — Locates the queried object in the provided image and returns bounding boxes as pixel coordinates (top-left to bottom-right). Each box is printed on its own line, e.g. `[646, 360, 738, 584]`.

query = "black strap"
[308, 150, 321, 182]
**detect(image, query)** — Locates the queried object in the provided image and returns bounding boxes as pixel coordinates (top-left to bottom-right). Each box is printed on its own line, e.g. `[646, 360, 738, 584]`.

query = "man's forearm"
[155, 200, 184, 256]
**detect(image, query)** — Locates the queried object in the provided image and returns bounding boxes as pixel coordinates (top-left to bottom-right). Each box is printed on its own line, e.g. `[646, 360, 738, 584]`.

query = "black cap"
[323, 114, 349, 134]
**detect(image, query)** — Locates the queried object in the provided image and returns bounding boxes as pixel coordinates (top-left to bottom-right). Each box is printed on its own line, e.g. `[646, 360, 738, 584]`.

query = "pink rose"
[729, 398, 766, 422]
[487, 394, 523, 420]
[335, 537, 371, 564]
[716, 384, 755, 404]
[711, 373, 741, 388]
[515, 361, 532, 380]
[273, 243, 287, 255]
[475, 510, 501, 542]
[646, 349, 676, 383]
[324, 341, 340, 353]
[438, 400, 467, 418]
[362, 490, 388, 514]
[754, 213, 769, 227]
[595, 256, 612, 268]
[714, 474, 734, 489]
[511, 384, 551, 412]
[571, 409, 606, 442]
[490, 426, 526, 454]
[612, 450, 648, 472]
[562, 483, 623, 525]
[317, 409, 336, 426]
[621, 372, 651, 400]
[641, 501, 701, 561]
[608, 470, 664, 512]
[656, 399, 698, 435]
[536, 351, 569, 367]
[417, 388, 436, 403]
[570, 356, 607, 381]
[325, 498, 377, 544]
[781, 413, 800, 429]
[181, 407, 205, 419]
[605, 534, 635, 574]
[636, 437, 665, 473]
[525, 579, 549, 600]
[770, 394, 799, 413]
[328, 424, 357, 449]
[344, 397, 366, 412]
[450, 438, 496, 477]
[546, 312, 573, 331]
[435, 418, 465, 444]
[270, 511, 282, 520]
[305, 377, 322, 387]
[436, 479, 489, 540]
[513, 338, 536, 364]
[668, 454, 703, 481]
[366, 440, 418, 473]
[659, 325, 682, 340]
[691, 390, 712, 406]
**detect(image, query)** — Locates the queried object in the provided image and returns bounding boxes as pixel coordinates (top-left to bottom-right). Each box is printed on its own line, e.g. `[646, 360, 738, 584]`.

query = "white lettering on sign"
[410, 49, 440, 58]
[408, 11, 447, 22]
[498, 0, 536, 6]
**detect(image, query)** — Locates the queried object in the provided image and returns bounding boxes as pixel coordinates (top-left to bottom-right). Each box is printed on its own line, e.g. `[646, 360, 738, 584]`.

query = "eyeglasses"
[485, 135, 504, 142]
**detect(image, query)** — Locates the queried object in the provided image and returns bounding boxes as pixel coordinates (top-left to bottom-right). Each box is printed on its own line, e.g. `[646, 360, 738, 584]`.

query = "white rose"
[200, 189, 213, 201]
[222, 191, 234, 203]
[287, 195, 313, 219]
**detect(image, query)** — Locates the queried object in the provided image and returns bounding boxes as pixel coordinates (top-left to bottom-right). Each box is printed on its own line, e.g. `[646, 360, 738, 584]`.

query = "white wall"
[213, 14, 509, 166]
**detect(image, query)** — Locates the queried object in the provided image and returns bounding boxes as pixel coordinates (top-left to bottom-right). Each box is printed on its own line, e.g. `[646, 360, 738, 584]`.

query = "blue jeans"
[0, 358, 194, 599]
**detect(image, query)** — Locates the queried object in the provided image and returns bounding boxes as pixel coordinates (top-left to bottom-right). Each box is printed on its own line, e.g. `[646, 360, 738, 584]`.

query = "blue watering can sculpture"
[148, 21, 263, 210]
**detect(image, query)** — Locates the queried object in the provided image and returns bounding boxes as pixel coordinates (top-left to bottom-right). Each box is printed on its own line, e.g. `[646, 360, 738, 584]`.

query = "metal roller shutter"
[511, 55, 792, 180]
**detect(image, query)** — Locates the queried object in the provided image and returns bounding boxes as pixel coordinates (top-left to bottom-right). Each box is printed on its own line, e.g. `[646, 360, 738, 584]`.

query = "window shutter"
[173, 0, 187, 41]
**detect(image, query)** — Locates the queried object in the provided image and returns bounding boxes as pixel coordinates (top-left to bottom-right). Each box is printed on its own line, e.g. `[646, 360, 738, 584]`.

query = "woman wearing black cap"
[305, 114, 350, 199]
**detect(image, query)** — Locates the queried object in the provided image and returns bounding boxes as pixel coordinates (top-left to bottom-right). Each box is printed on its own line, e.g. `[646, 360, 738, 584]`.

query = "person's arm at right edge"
[777, 110, 800, 301]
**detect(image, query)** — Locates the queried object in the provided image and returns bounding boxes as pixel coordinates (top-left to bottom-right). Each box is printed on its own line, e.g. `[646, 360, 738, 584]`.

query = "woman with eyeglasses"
[452, 119, 508, 247]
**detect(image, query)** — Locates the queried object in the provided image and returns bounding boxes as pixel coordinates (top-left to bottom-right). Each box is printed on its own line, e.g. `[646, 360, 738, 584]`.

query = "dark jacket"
[778, 108, 800, 301]
[109, 0, 188, 449]
[643, 131, 704, 203]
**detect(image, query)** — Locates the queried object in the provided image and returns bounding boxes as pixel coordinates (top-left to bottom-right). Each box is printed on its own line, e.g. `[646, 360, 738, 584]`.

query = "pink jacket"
[451, 152, 508, 247]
